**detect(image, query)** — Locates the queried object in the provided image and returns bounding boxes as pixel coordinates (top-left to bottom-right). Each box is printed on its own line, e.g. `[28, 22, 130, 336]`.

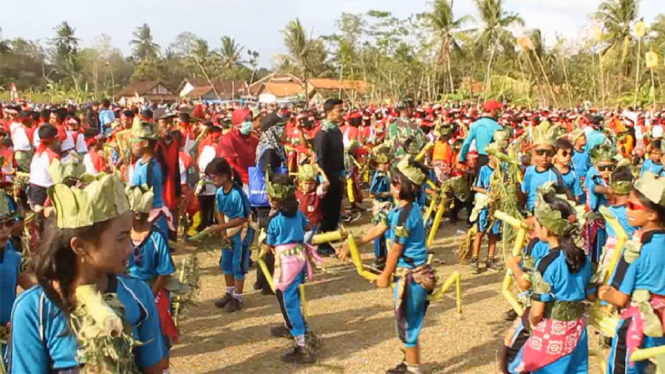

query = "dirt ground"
[170, 212, 607, 374]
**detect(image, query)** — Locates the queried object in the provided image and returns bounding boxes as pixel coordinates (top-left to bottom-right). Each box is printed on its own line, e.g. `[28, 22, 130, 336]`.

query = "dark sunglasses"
[598, 164, 616, 172]
[0, 218, 14, 229]
[535, 149, 555, 157]
[559, 150, 572, 157]
[627, 200, 649, 211]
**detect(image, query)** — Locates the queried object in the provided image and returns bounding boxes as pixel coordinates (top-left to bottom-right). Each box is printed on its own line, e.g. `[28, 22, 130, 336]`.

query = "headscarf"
[255, 125, 287, 166]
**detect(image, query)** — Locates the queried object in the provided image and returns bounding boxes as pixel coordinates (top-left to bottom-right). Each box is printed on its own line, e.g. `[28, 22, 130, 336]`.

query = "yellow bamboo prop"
[427, 271, 463, 314]
[347, 234, 379, 281]
[172, 258, 188, 326]
[427, 194, 448, 249]
[494, 211, 529, 316]
[631, 345, 665, 362]
[422, 191, 439, 225]
[257, 246, 275, 292]
[415, 142, 434, 162]
[311, 227, 348, 245]
[299, 284, 308, 318]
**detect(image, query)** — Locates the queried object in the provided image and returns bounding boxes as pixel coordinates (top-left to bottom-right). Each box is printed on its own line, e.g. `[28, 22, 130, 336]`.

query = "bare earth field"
[170, 214, 606, 374]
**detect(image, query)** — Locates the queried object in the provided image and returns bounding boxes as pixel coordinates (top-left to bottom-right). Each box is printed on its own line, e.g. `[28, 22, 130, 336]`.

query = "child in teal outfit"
[207, 157, 252, 313]
[370, 150, 392, 270]
[600, 173, 665, 374]
[341, 156, 432, 374]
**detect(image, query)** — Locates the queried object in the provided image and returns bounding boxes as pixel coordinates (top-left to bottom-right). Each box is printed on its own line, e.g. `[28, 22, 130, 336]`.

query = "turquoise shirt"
[459, 117, 502, 160]
[533, 249, 592, 303]
[128, 230, 175, 282]
[585, 129, 607, 153]
[387, 203, 427, 269]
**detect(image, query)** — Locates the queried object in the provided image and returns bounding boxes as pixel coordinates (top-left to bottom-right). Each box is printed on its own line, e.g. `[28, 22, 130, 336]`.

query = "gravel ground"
[170, 212, 607, 374]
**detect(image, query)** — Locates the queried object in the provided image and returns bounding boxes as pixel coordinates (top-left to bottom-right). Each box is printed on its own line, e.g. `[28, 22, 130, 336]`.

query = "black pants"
[320, 181, 342, 234]
[197, 195, 216, 232]
[254, 207, 275, 293]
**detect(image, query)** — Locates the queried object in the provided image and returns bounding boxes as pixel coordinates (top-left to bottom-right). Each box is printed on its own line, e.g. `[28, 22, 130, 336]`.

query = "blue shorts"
[220, 232, 250, 280]
[477, 208, 501, 235]
[393, 277, 428, 348]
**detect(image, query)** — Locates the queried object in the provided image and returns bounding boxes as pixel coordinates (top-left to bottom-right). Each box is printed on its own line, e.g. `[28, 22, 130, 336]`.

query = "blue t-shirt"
[521, 166, 559, 211]
[266, 211, 309, 246]
[215, 184, 251, 219]
[0, 241, 20, 325]
[572, 149, 591, 180]
[9, 276, 164, 373]
[523, 238, 549, 263]
[98, 109, 115, 127]
[614, 231, 665, 296]
[370, 171, 391, 202]
[585, 129, 607, 153]
[131, 158, 164, 209]
[533, 249, 592, 303]
[640, 159, 664, 177]
[387, 204, 427, 269]
[606, 205, 636, 239]
[559, 168, 584, 199]
[128, 231, 176, 282]
[459, 117, 502, 159]
[476, 164, 494, 191]
[585, 169, 608, 213]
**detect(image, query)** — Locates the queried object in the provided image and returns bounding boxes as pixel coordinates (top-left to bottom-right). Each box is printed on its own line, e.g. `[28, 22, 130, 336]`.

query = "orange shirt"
[432, 140, 453, 163]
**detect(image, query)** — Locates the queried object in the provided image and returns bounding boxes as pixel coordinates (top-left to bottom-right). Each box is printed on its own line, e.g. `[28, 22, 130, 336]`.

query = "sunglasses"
[598, 164, 616, 172]
[535, 149, 555, 157]
[559, 150, 572, 157]
[0, 218, 14, 229]
[627, 200, 649, 211]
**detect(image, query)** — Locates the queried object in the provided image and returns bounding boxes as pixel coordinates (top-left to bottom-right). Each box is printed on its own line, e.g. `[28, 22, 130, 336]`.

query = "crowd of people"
[1, 94, 665, 374]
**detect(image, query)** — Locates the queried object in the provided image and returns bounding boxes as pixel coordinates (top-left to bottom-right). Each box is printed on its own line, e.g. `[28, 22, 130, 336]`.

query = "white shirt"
[198, 145, 217, 196]
[29, 151, 56, 187]
[62, 130, 88, 154]
[10, 122, 32, 151]
[83, 153, 99, 175]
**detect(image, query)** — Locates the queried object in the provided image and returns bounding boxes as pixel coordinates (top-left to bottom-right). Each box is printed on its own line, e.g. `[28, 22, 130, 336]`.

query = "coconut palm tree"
[423, 0, 473, 93]
[52, 22, 80, 55]
[283, 18, 328, 101]
[594, 0, 639, 64]
[130, 23, 160, 62]
[218, 36, 244, 70]
[0, 40, 11, 55]
[473, 0, 525, 93]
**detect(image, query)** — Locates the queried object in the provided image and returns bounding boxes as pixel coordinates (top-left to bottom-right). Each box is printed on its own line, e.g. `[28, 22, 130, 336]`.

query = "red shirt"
[295, 190, 322, 226]
[217, 128, 259, 185]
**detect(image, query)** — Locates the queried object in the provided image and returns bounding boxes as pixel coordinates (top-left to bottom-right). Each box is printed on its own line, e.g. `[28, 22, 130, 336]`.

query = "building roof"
[308, 78, 368, 93]
[180, 78, 246, 100]
[248, 73, 305, 98]
[116, 81, 175, 97]
[264, 82, 304, 97]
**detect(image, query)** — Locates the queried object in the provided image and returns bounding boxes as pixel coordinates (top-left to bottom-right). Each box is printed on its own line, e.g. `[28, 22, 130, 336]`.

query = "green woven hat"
[48, 173, 130, 229]
[297, 164, 318, 182]
[49, 158, 86, 184]
[589, 143, 616, 163]
[635, 172, 665, 207]
[0, 190, 10, 219]
[533, 121, 556, 147]
[438, 122, 454, 137]
[534, 193, 578, 236]
[569, 128, 585, 144]
[396, 156, 428, 187]
[125, 185, 154, 214]
[130, 121, 158, 141]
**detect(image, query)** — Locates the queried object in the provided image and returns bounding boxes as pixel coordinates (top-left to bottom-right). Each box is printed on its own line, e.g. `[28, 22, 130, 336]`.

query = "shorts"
[219, 232, 250, 280]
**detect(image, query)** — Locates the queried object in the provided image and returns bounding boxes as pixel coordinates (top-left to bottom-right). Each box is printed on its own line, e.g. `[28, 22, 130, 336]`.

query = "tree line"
[0, 0, 664, 107]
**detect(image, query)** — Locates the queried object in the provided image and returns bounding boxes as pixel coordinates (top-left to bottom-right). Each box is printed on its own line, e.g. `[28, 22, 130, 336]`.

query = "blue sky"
[0, 0, 660, 67]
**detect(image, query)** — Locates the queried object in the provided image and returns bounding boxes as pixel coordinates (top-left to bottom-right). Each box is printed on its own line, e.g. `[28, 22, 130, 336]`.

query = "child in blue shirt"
[341, 156, 431, 374]
[470, 153, 501, 273]
[600, 174, 665, 374]
[207, 157, 251, 313]
[126, 185, 177, 364]
[0, 193, 22, 368]
[9, 173, 165, 374]
[265, 174, 322, 364]
[130, 121, 169, 236]
[639, 139, 664, 177]
[553, 138, 584, 202]
[369, 151, 392, 269]
[585, 144, 615, 263]
[504, 194, 591, 374]
[570, 129, 590, 181]
[521, 141, 559, 212]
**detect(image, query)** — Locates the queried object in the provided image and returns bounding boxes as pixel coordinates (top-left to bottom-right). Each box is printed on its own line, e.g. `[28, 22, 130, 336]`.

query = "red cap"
[483, 99, 504, 112]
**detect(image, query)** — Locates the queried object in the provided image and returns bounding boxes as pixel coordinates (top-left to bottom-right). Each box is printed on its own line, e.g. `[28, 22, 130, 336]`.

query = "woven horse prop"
[493, 210, 529, 316]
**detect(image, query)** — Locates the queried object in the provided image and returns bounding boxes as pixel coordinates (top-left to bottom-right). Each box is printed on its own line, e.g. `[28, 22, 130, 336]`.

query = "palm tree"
[0, 40, 11, 55]
[473, 0, 525, 93]
[218, 36, 244, 70]
[423, 0, 473, 93]
[594, 0, 638, 65]
[52, 22, 80, 55]
[283, 18, 328, 101]
[130, 24, 160, 62]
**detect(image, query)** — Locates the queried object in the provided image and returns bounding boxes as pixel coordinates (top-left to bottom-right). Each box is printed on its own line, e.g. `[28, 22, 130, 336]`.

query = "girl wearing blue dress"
[8, 173, 165, 374]
[505, 193, 592, 374]
[600, 172, 665, 374]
